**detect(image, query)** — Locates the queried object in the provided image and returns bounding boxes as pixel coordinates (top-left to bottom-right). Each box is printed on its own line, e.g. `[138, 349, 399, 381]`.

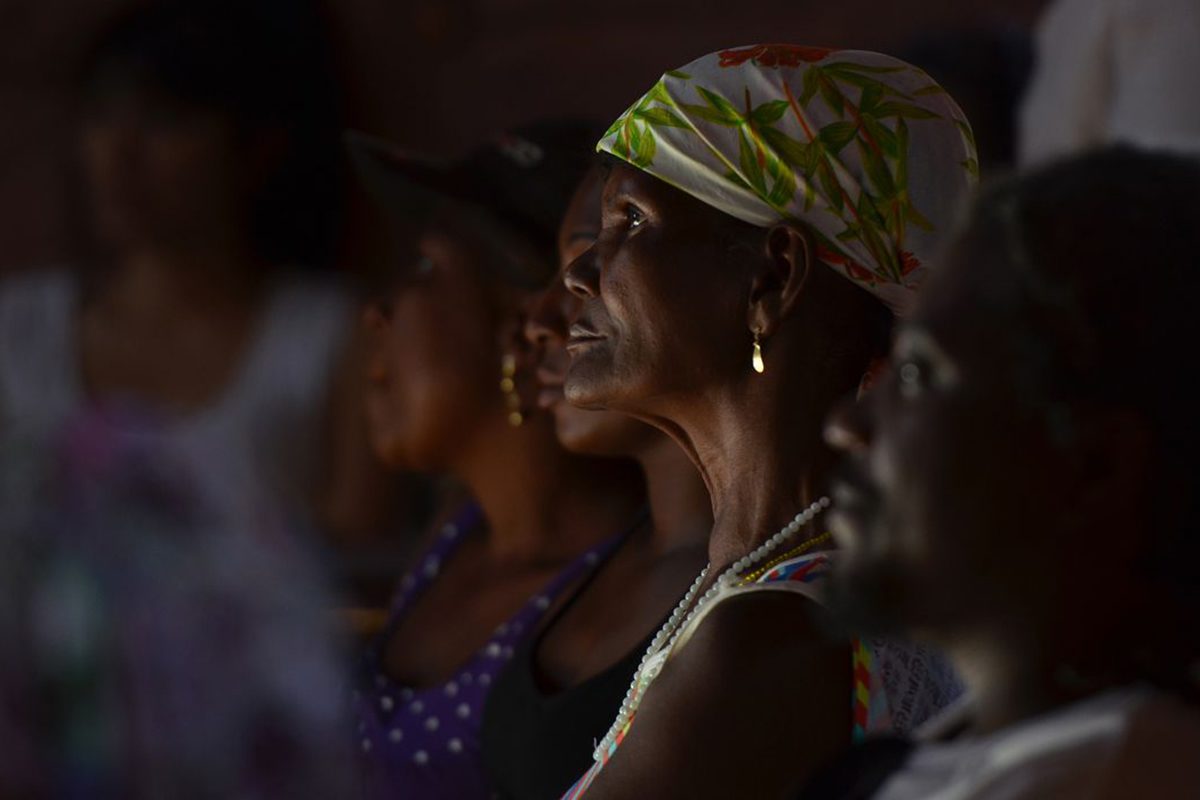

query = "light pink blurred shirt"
[1019, 0, 1200, 165]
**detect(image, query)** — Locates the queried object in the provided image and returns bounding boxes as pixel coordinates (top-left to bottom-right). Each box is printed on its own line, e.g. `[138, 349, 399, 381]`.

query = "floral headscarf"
[598, 44, 978, 316]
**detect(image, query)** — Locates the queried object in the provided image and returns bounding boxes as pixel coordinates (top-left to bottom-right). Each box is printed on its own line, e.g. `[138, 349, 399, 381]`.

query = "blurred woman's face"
[526, 167, 657, 457]
[79, 88, 256, 251]
[562, 164, 748, 415]
[823, 236, 1075, 639]
[362, 221, 516, 471]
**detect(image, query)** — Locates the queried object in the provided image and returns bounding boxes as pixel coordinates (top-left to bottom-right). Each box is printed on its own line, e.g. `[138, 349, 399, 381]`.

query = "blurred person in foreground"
[348, 121, 646, 799]
[818, 148, 1200, 799]
[0, 2, 397, 549]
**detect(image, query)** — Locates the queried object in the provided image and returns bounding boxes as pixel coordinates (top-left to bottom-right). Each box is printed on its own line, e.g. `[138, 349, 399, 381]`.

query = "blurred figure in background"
[1020, 0, 1200, 164]
[349, 122, 646, 799]
[820, 148, 1200, 799]
[0, 1, 398, 551]
[0, 408, 353, 797]
[901, 27, 1032, 177]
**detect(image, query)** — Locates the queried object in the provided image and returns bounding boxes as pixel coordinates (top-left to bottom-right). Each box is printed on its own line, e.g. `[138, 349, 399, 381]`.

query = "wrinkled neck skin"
[451, 411, 645, 567]
[626, 347, 839, 575]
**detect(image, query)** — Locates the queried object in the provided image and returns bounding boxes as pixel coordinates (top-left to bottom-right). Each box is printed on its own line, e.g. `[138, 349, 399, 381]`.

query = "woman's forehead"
[908, 242, 1023, 365]
[603, 162, 659, 198]
[604, 162, 745, 232]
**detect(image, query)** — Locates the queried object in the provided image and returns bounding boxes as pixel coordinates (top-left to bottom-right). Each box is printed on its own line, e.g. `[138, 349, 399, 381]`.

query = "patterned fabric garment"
[0, 408, 354, 797]
[0, 269, 354, 542]
[561, 549, 963, 799]
[353, 504, 626, 799]
[597, 44, 978, 316]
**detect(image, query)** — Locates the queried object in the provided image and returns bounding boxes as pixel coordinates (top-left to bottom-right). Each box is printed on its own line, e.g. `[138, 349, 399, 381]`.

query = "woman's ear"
[747, 223, 812, 336]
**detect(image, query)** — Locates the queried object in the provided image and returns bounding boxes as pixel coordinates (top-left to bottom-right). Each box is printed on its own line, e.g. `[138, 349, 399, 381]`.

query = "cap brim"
[344, 130, 456, 219]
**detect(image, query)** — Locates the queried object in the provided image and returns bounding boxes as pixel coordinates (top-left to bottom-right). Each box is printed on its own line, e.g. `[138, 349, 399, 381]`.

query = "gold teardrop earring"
[751, 330, 765, 374]
[500, 353, 524, 427]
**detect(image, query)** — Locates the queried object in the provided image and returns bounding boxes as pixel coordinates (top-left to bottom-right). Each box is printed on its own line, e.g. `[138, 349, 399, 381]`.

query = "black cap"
[347, 120, 601, 274]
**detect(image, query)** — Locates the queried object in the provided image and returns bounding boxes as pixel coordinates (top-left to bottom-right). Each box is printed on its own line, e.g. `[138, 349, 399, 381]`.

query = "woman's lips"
[566, 322, 605, 352]
[827, 469, 880, 552]
[536, 373, 565, 410]
[536, 352, 568, 409]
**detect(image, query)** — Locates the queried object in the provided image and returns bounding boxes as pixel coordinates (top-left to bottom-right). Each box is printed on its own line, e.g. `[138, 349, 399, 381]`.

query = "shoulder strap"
[515, 512, 646, 629]
[380, 503, 482, 634]
[530, 508, 649, 642]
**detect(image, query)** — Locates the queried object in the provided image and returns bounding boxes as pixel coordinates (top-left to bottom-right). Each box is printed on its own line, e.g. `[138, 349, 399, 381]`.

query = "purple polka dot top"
[352, 504, 626, 799]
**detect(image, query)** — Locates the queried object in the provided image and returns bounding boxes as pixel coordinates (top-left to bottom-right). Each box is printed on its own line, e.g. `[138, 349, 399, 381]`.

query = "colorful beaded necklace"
[591, 497, 832, 762]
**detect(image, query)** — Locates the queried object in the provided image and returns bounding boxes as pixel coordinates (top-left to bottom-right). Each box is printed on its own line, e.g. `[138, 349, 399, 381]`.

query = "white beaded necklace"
[591, 496, 832, 762]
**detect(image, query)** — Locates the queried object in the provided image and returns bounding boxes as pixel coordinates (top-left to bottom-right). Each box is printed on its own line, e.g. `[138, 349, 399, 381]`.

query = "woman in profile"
[348, 121, 646, 798]
[482, 164, 711, 800]
[557, 44, 974, 798]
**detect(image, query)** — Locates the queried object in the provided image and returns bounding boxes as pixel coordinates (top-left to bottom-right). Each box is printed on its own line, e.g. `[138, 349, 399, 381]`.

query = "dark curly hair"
[969, 146, 1200, 695]
[77, 1, 342, 268]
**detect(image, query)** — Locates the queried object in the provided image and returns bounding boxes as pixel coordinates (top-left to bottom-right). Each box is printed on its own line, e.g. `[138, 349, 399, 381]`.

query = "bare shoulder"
[660, 589, 850, 730]
[675, 588, 845, 677]
[583, 590, 852, 799]
[701, 586, 838, 640]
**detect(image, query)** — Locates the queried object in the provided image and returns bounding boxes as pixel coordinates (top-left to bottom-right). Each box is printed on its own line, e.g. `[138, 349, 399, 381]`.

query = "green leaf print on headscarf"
[597, 43, 979, 317]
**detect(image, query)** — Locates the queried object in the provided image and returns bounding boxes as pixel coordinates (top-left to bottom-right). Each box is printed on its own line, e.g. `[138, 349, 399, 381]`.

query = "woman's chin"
[563, 353, 619, 411]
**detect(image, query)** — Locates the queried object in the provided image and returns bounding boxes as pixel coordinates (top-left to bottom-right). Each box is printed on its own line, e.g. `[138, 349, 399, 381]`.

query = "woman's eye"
[626, 205, 646, 229]
[896, 359, 929, 398]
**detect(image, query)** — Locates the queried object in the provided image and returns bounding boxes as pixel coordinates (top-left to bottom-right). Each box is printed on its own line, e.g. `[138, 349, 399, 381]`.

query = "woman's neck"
[948, 579, 1152, 735]
[947, 628, 1085, 735]
[648, 376, 835, 573]
[453, 413, 645, 567]
[635, 434, 712, 554]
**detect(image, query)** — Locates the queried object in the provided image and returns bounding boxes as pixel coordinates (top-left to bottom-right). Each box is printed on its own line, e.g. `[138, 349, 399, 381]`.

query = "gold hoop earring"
[500, 353, 524, 427]
[751, 330, 765, 374]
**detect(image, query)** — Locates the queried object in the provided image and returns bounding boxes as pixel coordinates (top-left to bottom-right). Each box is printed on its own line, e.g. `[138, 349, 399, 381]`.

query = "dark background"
[0, 0, 1048, 277]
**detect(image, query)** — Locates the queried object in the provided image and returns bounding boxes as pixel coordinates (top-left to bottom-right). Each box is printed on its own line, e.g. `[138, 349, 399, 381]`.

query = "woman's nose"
[563, 244, 600, 299]
[524, 283, 567, 347]
[823, 394, 874, 455]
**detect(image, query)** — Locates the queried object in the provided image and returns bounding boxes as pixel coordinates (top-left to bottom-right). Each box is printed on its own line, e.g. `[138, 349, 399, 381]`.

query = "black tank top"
[481, 553, 659, 800]
[482, 629, 650, 800]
